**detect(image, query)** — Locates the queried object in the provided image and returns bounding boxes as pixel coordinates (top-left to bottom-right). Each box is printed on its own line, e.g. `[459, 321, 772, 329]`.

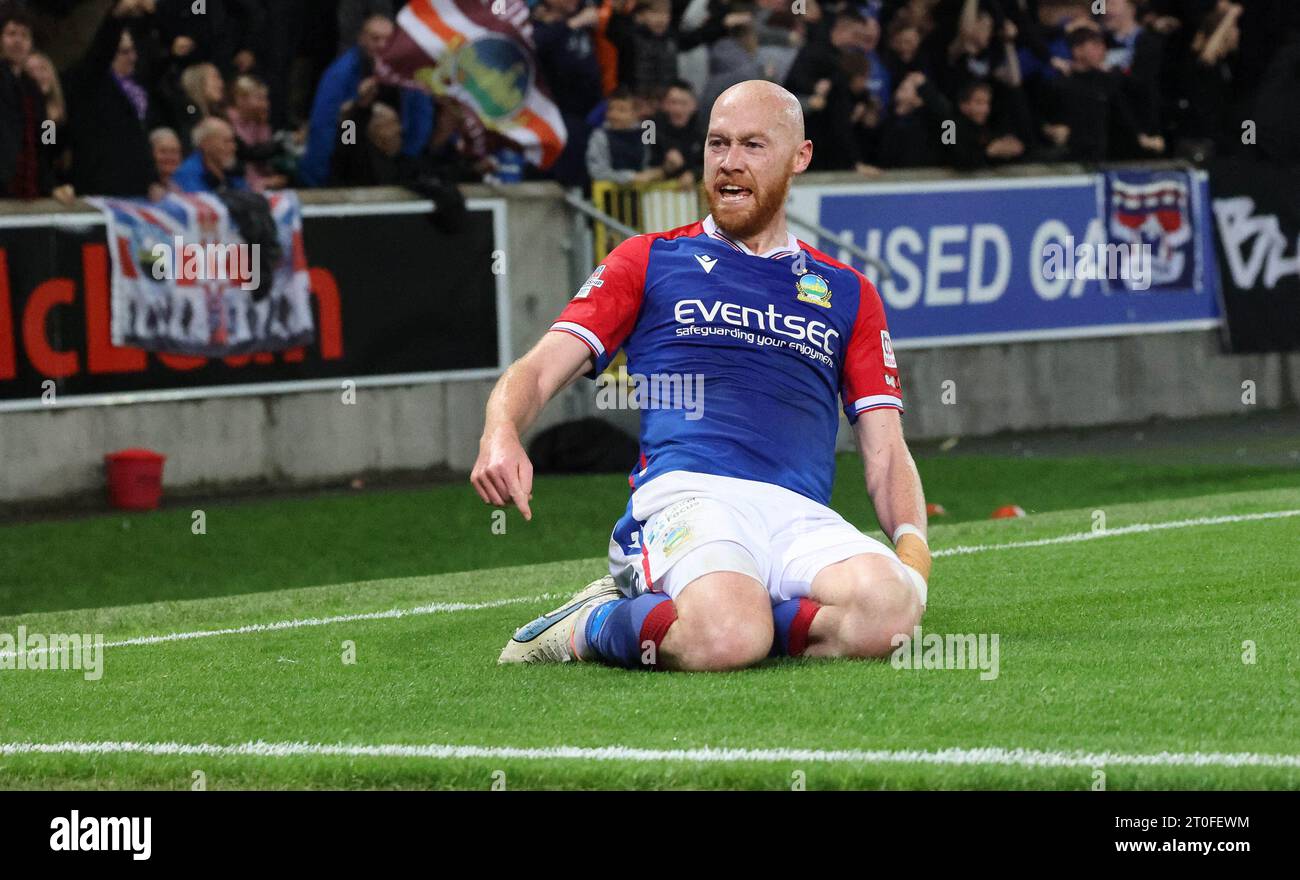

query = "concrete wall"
[2, 177, 1297, 506]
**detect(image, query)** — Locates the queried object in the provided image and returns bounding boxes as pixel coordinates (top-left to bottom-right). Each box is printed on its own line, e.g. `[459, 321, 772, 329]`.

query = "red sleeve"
[550, 234, 651, 374]
[841, 272, 904, 421]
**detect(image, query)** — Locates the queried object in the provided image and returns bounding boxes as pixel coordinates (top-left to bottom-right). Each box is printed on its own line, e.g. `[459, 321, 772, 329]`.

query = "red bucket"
[104, 448, 166, 511]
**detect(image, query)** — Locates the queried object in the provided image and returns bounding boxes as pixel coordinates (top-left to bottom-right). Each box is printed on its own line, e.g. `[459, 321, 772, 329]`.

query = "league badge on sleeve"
[881, 330, 897, 368]
[795, 273, 832, 308]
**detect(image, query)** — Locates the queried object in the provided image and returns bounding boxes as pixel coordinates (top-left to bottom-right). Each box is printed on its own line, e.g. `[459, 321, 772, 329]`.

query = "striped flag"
[377, 0, 567, 170]
[88, 192, 314, 357]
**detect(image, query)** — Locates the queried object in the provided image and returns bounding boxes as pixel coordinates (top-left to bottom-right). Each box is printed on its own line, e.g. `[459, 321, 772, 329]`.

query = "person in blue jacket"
[298, 12, 433, 187]
[173, 117, 248, 193]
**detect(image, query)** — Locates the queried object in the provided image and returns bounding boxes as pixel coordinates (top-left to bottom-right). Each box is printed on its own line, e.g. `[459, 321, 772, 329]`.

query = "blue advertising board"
[788, 170, 1221, 348]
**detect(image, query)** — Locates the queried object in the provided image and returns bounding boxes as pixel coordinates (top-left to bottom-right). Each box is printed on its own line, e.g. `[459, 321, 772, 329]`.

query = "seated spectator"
[149, 126, 183, 194]
[647, 79, 704, 189]
[227, 75, 288, 191]
[172, 116, 247, 193]
[947, 81, 1026, 169]
[298, 12, 433, 186]
[585, 87, 656, 184]
[64, 0, 164, 198]
[1038, 26, 1164, 162]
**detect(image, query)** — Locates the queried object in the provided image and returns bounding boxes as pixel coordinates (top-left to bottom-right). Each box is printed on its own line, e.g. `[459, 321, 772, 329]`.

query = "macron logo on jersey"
[694, 254, 717, 274]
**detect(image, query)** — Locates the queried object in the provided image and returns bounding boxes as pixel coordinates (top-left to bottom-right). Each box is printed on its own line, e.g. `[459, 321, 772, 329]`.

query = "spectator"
[64, 0, 164, 198]
[939, 0, 997, 97]
[785, 10, 877, 173]
[298, 12, 433, 187]
[24, 51, 64, 127]
[947, 80, 1026, 169]
[167, 61, 225, 153]
[338, 0, 396, 55]
[1038, 25, 1164, 162]
[647, 78, 704, 188]
[608, 0, 734, 95]
[0, 1, 48, 198]
[700, 18, 765, 113]
[1172, 1, 1242, 160]
[532, 0, 605, 187]
[227, 74, 288, 191]
[1101, 0, 1164, 136]
[878, 70, 952, 168]
[844, 50, 885, 171]
[149, 126, 182, 194]
[586, 86, 656, 183]
[153, 0, 266, 78]
[172, 116, 247, 193]
[331, 101, 403, 186]
[883, 18, 926, 84]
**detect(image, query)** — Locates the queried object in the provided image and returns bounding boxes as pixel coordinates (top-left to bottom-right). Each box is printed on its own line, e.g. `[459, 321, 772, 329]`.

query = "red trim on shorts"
[641, 549, 654, 593]
[787, 598, 822, 658]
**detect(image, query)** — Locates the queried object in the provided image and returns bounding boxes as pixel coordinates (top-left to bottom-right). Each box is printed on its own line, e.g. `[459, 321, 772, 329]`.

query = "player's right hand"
[471, 428, 534, 521]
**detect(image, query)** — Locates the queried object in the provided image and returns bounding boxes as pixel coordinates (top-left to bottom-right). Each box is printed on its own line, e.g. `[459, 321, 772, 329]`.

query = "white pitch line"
[1, 740, 1298, 769]
[0, 594, 552, 659]
[932, 508, 1300, 558]
[4, 508, 1297, 659]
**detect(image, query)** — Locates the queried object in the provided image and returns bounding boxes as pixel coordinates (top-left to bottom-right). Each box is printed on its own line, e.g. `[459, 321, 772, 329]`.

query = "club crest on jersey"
[795, 273, 832, 308]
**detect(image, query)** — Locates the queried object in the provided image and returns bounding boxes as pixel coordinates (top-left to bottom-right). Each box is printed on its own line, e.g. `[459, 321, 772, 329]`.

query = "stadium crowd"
[1, 0, 1297, 203]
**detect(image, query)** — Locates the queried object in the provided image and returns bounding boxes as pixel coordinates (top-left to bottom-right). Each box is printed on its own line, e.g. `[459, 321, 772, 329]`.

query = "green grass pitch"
[0, 454, 1298, 790]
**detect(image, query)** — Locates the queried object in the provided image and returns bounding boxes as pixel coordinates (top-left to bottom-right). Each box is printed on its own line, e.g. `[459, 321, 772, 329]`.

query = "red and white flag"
[378, 0, 567, 170]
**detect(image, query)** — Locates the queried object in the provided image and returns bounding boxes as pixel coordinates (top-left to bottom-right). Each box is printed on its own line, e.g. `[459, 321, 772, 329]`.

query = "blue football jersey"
[552, 214, 903, 506]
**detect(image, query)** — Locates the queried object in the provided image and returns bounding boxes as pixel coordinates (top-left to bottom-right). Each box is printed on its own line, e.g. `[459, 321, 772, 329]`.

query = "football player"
[473, 80, 931, 671]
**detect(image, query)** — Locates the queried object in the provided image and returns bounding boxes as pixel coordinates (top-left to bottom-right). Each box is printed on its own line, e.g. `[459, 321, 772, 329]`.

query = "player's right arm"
[471, 332, 594, 521]
[472, 234, 651, 521]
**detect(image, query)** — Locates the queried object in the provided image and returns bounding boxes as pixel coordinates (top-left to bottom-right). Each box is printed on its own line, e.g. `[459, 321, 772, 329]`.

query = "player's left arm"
[853, 410, 931, 588]
[839, 270, 931, 597]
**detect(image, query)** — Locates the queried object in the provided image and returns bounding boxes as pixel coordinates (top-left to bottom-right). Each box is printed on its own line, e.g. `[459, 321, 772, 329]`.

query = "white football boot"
[498, 575, 629, 664]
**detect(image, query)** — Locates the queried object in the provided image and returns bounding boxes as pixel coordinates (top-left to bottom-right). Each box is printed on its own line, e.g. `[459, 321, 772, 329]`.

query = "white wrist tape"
[892, 523, 927, 546]
[900, 563, 929, 607]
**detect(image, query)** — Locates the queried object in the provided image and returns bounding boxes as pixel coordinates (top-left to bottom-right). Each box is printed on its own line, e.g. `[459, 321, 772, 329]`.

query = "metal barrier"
[583, 179, 891, 281]
[589, 180, 706, 260]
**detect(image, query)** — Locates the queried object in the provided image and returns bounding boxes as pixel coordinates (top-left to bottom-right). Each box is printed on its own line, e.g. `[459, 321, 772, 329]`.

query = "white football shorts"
[608, 470, 900, 604]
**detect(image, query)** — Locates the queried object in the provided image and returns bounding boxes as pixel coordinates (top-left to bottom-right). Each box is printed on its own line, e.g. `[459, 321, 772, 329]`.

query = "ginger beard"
[705, 153, 795, 243]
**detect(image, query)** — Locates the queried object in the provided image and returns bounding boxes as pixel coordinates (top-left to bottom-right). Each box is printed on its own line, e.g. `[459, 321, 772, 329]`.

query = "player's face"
[704, 103, 804, 240]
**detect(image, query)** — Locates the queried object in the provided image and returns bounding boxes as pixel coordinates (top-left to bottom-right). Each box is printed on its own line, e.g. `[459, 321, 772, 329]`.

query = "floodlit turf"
[3, 452, 1300, 614]
[1, 484, 1297, 790]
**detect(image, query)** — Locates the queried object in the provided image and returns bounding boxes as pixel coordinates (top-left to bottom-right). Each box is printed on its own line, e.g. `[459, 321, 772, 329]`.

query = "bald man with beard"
[479, 80, 932, 671]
